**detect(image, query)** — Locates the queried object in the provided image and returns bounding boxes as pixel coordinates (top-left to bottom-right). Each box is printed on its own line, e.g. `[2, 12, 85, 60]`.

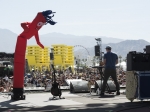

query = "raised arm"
[21, 22, 31, 30]
[34, 31, 44, 49]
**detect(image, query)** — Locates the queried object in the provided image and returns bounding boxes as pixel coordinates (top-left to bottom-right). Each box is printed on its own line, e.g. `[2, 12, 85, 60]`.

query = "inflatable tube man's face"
[36, 22, 45, 30]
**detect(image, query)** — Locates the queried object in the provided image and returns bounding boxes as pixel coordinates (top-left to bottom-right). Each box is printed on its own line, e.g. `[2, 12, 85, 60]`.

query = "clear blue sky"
[0, 0, 150, 41]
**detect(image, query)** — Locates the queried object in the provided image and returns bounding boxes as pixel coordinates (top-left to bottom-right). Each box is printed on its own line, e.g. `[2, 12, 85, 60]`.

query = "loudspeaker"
[70, 80, 89, 93]
[69, 67, 72, 73]
[50, 53, 54, 60]
[66, 79, 82, 86]
[95, 45, 100, 56]
[95, 80, 116, 92]
[127, 52, 150, 71]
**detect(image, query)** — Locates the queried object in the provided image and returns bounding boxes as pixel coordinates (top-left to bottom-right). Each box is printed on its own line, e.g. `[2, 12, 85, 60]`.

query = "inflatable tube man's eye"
[37, 22, 44, 27]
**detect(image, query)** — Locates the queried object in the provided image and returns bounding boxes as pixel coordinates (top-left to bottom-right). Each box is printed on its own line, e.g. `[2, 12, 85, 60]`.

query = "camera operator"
[100, 45, 120, 96]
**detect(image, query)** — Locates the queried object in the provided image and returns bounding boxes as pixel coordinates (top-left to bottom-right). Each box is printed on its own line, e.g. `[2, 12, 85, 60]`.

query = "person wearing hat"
[100, 45, 120, 96]
[87, 79, 92, 94]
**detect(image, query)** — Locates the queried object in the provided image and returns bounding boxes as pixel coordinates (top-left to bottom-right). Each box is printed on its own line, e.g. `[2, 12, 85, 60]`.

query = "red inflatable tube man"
[12, 10, 56, 100]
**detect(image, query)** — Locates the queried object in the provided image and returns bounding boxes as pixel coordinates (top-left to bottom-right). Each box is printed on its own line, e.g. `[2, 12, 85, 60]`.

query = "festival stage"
[0, 92, 150, 112]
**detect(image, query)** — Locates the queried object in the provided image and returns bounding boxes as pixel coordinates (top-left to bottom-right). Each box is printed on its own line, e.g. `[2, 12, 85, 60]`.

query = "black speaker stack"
[127, 45, 150, 71]
[95, 45, 100, 56]
[50, 53, 54, 60]
[127, 51, 150, 71]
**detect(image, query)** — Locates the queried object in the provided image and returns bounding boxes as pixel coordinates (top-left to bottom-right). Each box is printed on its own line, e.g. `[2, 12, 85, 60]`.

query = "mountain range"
[88, 39, 150, 59]
[0, 28, 123, 52]
[0, 28, 150, 59]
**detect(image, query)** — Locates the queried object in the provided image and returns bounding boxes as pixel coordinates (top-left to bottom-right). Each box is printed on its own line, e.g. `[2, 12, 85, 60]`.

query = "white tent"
[116, 61, 126, 71]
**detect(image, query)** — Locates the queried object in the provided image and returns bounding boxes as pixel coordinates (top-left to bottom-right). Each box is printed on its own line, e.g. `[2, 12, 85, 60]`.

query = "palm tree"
[118, 55, 122, 64]
[91, 56, 96, 66]
[125, 57, 127, 62]
[123, 57, 127, 62]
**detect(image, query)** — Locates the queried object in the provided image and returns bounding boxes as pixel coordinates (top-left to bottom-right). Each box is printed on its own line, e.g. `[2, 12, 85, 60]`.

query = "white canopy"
[116, 61, 126, 71]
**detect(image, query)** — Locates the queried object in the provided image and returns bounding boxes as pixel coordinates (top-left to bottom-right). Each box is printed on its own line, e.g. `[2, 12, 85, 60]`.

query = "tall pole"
[95, 38, 102, 66]
[95, 38, 103, 94]
[50, 48, 54, 82]
[77, 55, 79, 74]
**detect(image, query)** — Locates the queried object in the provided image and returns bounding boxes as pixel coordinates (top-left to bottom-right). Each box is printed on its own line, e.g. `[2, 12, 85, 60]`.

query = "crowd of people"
[0, 75, 13, 92]
[117, 70, 126, 86]
[0, 67, 126, 92]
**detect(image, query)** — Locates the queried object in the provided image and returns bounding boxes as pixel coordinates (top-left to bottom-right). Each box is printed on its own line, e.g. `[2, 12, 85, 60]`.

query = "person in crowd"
[45, 80, 49, 90]
[4, 79, 11, 92]
[4, 75, 8, 81]
[24, 76, 28, 87]
[30, 76, 36, 85]
[43, 80, 47, 90]
[8, 76, 13, 92]
[0, 79, 4, 92]
[36, 79, 42, 87]
[87, 79, 92, 94]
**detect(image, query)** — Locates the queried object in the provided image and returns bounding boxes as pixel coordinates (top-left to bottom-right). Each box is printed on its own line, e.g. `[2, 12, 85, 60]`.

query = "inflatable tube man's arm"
[35, 31, 44, 49]
[21, 22, 31, 31]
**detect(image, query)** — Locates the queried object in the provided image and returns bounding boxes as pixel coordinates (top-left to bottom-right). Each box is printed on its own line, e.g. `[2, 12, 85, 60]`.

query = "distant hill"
[75, 39, 150, 59]
[0, 28, 17, 52]
[37, 32, 124, 48]
[0, 28, 124, 52]
[103, 39, 150, 58]
[0, 28, 149, 59]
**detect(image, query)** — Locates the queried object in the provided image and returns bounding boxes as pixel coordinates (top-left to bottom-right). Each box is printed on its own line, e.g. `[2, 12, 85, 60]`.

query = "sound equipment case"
[126, 71, 150, 102]
[137, 72, 150, 100]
